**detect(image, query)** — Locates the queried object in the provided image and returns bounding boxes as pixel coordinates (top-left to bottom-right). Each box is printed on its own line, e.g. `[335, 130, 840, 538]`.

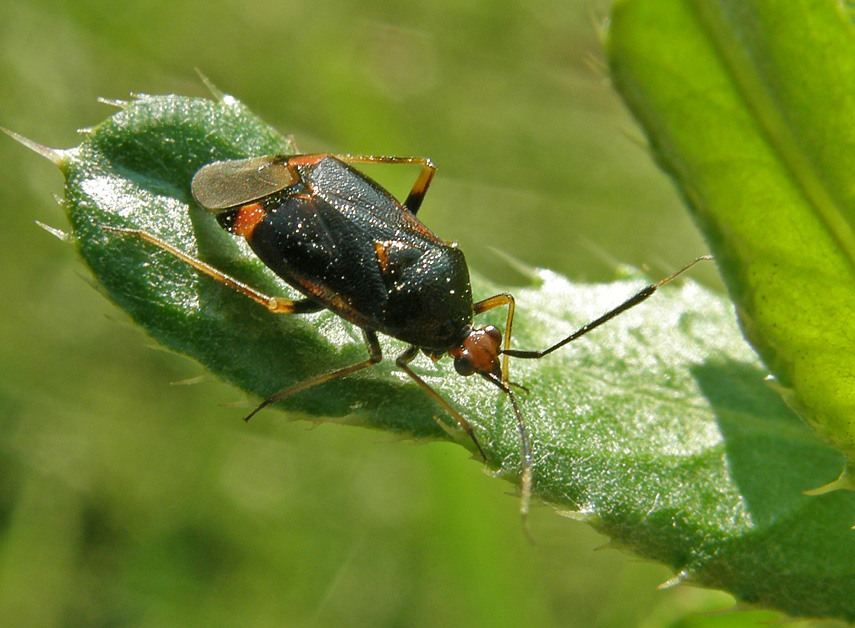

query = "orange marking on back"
[288, 154, 328, 167]
[374, 241, 390, 272]
[233, 203, 267, 241]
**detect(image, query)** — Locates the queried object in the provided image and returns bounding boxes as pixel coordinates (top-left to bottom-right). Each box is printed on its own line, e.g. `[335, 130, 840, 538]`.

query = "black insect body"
[109, 151, 708, 519]
[232, 157, 474, 352]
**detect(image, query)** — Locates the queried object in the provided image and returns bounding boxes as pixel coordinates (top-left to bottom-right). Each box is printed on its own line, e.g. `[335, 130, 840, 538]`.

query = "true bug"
[107, 152, 708, 517]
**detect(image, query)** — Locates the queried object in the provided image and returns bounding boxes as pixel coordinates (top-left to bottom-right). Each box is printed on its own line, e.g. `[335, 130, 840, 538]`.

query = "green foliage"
[36, 92, 855, 621]
[609, 0, 855, 479]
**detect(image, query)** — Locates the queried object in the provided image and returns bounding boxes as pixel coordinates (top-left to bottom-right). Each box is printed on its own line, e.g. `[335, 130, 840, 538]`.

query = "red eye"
[454, 352, 476, 376]
[484, 325, 502, 344]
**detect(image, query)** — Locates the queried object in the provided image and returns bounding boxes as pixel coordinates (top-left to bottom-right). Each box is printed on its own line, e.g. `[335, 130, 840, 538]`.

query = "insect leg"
[503, 256, 713, 360]
[333, 155, 436, 215]
[286, 153, 436, 214]
[104, 226, 321, 314]
[471, 295, 534, 525]
[244, 329, 383, 421]
[473, 293, 515, 383]
[395, 346, 487, 460]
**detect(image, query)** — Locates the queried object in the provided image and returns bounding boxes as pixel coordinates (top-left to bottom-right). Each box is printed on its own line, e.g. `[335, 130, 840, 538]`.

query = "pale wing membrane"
[191, 156, 297, 210]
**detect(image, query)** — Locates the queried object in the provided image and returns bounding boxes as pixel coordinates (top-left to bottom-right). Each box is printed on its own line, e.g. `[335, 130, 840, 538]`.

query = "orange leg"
[244, 330, 383, 421]
[473, 293, 515, 383]
[396, 345, 486, 460]
[328, 154, 436, 215]
[104, 226, 321, 314]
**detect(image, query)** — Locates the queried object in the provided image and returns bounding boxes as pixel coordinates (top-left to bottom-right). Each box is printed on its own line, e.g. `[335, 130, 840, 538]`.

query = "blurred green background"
[0, 0, 837, 626]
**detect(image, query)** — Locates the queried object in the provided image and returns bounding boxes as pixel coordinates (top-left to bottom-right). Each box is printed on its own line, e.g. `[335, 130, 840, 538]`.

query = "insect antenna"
[486, 372, 533, 529]
[503, 255, 712, 360]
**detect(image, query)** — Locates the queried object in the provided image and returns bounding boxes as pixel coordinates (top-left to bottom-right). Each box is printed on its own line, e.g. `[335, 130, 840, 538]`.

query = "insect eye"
[484, 325, 502, 344]
[454, 352, 476, 376]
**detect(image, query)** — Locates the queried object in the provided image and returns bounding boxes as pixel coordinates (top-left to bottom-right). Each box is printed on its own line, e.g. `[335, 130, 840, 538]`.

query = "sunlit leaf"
[609, 0, 855, 486]
[14, 92, 855, 621]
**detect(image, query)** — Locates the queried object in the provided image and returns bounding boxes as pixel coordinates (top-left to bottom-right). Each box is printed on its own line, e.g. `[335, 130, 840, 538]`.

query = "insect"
[107, 152, 709, 519]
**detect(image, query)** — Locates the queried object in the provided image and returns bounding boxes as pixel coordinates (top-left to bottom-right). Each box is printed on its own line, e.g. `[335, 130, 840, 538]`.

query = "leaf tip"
[35, 220, 70, 243]
[2, 127, 66, 168]
[585, 6, 610, 48]
[592, 539, 625, 552]
[97, 96, 130, 109]
[487, 245, 540, 283]
[803, 467, 855, 495]
[170, 374, 213, 387]
[657, 570, 690, 590]
[555, 508, 598, 524]
[195, 69, 228, 103]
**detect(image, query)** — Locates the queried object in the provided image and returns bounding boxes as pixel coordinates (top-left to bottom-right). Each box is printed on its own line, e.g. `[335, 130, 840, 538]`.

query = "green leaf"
[608, 0, 855, 482]
[16, 93, 855, 621]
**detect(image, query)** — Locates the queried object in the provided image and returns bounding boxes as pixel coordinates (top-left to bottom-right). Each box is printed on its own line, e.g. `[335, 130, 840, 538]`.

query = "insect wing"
[191, 156, 297, 211]
[310, 157, 443, 247]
